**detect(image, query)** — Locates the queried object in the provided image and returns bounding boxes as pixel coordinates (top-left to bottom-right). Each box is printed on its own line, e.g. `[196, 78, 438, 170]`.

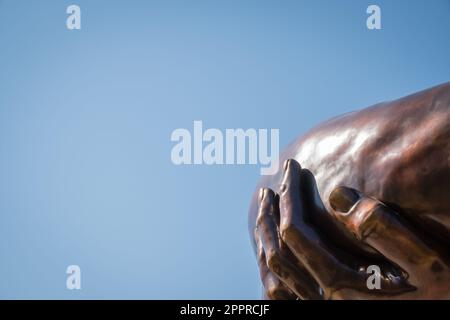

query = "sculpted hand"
[255, 159, 449, 299]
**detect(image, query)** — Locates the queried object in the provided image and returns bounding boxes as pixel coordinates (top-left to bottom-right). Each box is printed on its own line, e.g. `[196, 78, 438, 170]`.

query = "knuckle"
[256, 215, 264, 228]
[279, 183, 295, 197]
[266, 282, 285, 299]
[266, 249, 283, 273]
[266, 287, 277, 299]
[257, 245, 265, 261]
[349, 199, 385, 240]
[279, 183, 288, 194]
[279, 222, 296, 243]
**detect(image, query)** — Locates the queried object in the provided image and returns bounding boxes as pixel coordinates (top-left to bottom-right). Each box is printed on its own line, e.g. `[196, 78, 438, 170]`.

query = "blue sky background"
[0, 0, 449, 299]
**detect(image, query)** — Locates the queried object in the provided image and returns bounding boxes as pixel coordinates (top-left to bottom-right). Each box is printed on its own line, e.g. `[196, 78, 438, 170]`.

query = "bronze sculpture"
[248, 82, 450, 299]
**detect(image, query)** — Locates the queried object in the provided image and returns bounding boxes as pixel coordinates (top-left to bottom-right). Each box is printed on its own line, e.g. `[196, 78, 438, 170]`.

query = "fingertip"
[329, 186, 361, 213]
[283, 159, 301, 173]
[281, 159, 302, 191]
[259, 188, 276, 209]
[259, 187, 270, 199]
[263, 187, 275, 199]
[259, 188, 265, 202]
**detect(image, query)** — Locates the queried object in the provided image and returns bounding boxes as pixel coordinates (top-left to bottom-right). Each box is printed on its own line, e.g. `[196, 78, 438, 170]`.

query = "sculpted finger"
[255, 221, 296, 300]
[330, 186, 449, 278]
[278, 159, 358, 296]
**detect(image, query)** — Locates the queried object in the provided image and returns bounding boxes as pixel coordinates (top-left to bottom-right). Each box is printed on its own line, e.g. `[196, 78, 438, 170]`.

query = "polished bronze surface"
[249, 82, 450, 299]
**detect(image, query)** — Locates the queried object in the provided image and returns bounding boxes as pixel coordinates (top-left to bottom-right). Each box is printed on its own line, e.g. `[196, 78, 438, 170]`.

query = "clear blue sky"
[0, 0, 449, 299]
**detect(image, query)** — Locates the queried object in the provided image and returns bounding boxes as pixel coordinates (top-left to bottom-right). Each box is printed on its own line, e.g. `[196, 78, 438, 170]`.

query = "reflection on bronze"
[249, 82, 450, 299]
